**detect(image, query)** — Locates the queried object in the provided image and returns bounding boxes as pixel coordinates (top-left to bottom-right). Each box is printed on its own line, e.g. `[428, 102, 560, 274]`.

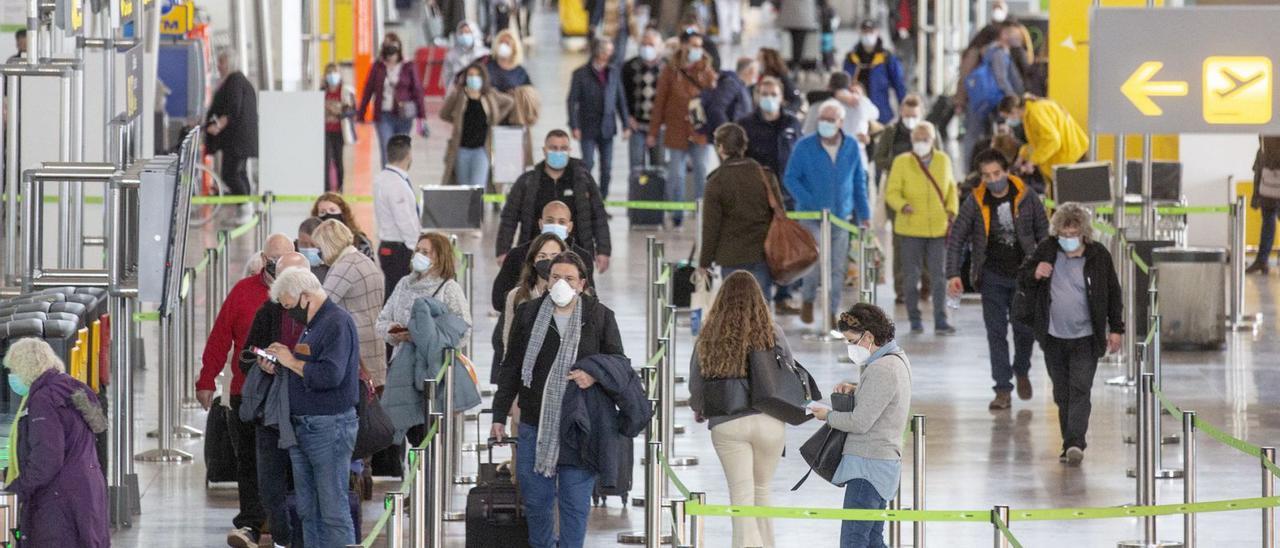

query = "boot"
[800, 301, 815, 324]
[1247, 260, 1270, 275]
[988, 391, 1012, 410]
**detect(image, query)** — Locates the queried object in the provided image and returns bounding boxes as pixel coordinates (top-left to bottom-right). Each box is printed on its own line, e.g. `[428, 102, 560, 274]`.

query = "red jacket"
[197, 274, 270, 395]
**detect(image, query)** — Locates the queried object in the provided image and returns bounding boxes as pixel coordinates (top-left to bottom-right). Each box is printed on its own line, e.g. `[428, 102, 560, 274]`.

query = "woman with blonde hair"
[312, 219, 388, 385]
[485, 28, 532, 92]
[687, 271, 793, 548]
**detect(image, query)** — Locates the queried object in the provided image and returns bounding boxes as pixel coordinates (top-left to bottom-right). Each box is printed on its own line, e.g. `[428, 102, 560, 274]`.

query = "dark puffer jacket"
[496, 159, 612, 259]
[1017, 238, 1126, 357]
[945, 175, 1049, 289]
[10, 370, 108, 548]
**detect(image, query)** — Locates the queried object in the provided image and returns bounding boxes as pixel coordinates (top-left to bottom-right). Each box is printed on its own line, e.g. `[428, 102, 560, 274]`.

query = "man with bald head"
[784, 100, 871, 327]
[233, 251, 311, 548]
[197, 233, 293, 547]
[491, 200, 595, 313]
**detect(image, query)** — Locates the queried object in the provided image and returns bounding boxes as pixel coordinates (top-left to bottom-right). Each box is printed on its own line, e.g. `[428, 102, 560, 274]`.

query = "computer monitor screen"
[1125, 161, 1182, 202]
[1053, 162, 1113, 204]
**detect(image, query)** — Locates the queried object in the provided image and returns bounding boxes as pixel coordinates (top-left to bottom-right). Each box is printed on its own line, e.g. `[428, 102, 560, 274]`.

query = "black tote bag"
[747, 347, 821, 425]
[353, 381, 395, 460]
[792, 393, 856, 490]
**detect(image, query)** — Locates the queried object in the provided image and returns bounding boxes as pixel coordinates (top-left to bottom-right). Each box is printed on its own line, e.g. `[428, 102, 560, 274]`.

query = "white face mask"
[860, 34, 877, 49]
[991, 7, 1008, 22]
[549, 279, 577, 307]
[496, 42, 514, 59]
[847, 342, 872, 365]
[411, 252, 432, 273]
[902, 116, 920, 130]
[913, 141, 933, 157]
[640, 45, 658, 62]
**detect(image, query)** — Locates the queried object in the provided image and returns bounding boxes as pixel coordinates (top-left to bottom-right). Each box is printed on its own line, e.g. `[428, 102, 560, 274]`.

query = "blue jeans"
[288, 409, 359, 548]
[628, 127, 664, 172]
[840, 479, 888, 548]
[1258, 206, 1280, 260]
[516, 423, 597, 548]
[665, 143, 711, 222]
[455, 146, 491, 187]
[257, 426, 294, 546]
[980, 268, 1036, 392]
[579, 136, 616, 199]
[723, 261, 774, 301]
[800, 220, 851, 320]
[375, 114, 414, 167]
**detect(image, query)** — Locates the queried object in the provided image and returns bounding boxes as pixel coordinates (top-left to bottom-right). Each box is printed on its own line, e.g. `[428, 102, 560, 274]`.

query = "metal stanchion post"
[1264, 447, 1276, 548]
[1228, 195, 1259, 330]
[1183, 411, 1196, 548]
[444, 349, 472, 521]
[386, 491, 406, 548]
[218, 231, 230, 303]
[621, 395, 665, 542]
[182, 268, 200, 409]
[1109, 243, 1139, 387]
[410, 446, 427, 548]
[888, 493, 902, 548]
[135, 314, 193, 462]
[205, 248, 217, 335]
[646, 441, 664, 548]
[262, 192, 273, 239]
[646, 236, 656, 362]
[428, 382, 445, 548]
[688, 492, 705, 548]
[992, 506, 1010, 548]
[1149, 268, 1182, 477]
[912, 415, 926, 548]
[1119, 374, 1179, 548]
[0, 491, 15, 546]
[462, 253, 474, 357]
[672, 498, 688, 547]
[664, 305, 697, 466]
[806, 210, 840, 342]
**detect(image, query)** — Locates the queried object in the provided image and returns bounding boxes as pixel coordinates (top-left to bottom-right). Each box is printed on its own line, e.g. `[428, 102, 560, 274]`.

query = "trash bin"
[1152, 247, 1227, 349]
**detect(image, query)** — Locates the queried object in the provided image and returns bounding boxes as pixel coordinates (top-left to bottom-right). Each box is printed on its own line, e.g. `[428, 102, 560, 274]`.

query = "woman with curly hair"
[687, 271, 793, 548]
[810, 303, 912, 548]
[310, 192, 375, 260]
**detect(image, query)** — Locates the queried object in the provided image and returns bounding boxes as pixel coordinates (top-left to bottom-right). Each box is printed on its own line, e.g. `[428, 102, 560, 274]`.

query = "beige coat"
[440, 88, 515, 186]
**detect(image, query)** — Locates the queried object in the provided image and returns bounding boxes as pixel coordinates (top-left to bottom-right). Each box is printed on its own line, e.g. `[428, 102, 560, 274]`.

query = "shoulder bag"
[748, 345, 822, 425]
[678, 68, 709, 132]
[757, 165, 818, 285]
[1260, 139, 1280, 199]
[353, 379, 395, 460]
[792, 354, 900, 490]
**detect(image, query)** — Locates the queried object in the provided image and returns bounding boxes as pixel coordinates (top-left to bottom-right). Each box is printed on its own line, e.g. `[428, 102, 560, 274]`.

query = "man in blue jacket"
[842, 19, 908, 124]
[568, 37, 631, 201]
[784, 100, 872, 327]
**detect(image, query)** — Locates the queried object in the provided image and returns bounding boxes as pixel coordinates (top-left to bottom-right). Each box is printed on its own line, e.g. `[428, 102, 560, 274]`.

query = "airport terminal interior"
[1, 0, 1279, 547]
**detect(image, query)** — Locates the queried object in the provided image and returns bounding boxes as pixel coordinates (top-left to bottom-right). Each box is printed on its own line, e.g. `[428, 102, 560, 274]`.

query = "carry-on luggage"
[466, 438, 529, 548]
[628, 164, 666, 227]
[592, 435, 633, 506]
[204, 396, 237, 484]
[416, 46, 450, 98]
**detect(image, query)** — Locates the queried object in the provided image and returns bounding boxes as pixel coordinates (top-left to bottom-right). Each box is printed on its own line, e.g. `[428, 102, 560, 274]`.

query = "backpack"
[964, 50, 1004, 120]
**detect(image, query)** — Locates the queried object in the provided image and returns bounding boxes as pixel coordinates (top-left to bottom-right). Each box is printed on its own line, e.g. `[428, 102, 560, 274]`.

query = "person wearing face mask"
[492, 200, 595, 314]
[310, 193, 376, 260]
[195, 233, 293, 547]
[377, 232, 472, 360]
[490, 252, 625, 547]
[568, 37, 632, 201]
[997, 94, 1088, 196]
[946, 149, 1048, 410]
[737, 77, 802, 183]
[373, 135, 420, 299]
[961, 22, 1027, 168]
[1017, 203, 1123, 464]
[492, 232, 570, 393]
[885, 121, 958, 334]
[872, 94, 924, 177]
[647, 30, 717, 226]
[497, 129, 612, 274]
[321, 62, 355, 192]
[357, 32, 427, 167]
[784, 100, 872, 327]
[622, 29, 666, 171]
[842, 20, 907, 125]
[296, 217, 331, 282]
[444, 20, 490, 87]
[264, 268, 361, 548]
[2, 338, 109, 548]
[441, 62, 514, 187]
[810, 304, 911, 548]
[801, 76, 879, 168]
[312, 220, 388, 386]
[485, 29, 532, 92]
[206, 48, 259, 224]
[757, 48, 802, 114]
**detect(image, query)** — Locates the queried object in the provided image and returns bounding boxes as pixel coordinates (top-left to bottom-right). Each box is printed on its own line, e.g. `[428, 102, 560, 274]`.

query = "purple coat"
[10, 370, 108, 548]
[358, 61, 427, 122]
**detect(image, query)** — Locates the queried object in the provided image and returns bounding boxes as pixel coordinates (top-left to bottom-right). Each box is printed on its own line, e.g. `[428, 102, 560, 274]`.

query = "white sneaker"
[226, 526, 257, 548]
[1065, 446, 1085, 465]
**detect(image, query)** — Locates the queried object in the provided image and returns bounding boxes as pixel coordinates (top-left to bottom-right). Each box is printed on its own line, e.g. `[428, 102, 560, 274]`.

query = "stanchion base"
[629, 496, 685, 508]
[452, 475, 477, 485]
[134, 448, 194, 462]
[181, 399, 202, 409]
[673, 424, 686, 435]
[1122, 434, 1179, 445]
[1125, 468, 1185, 479]
[464, 412, 480, 422]
[1106, 375, 1136, 387]
[172, 425, 204, 439]
[617, 530, 672, 545]
[675, 375, 686, 383]
[1116, 541, 1182, 548]
[443, 511, 467, 522]
[1227, 314, 1262, 331]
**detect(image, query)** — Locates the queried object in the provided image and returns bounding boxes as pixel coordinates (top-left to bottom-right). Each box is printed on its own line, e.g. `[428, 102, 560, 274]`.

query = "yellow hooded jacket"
[1021, 97, 1088, 183]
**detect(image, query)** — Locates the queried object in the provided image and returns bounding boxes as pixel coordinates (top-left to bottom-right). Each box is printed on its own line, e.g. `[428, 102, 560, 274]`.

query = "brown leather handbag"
[757, 165, 818, 285]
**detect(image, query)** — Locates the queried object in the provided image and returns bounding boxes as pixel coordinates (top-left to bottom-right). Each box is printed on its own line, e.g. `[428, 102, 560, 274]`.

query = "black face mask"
[381, 45, 400, 60]
[534, 259, 552, 280]
[319, 212, 344, 223]
[286, 298, 311, 326]
[263, 259, 277, 279]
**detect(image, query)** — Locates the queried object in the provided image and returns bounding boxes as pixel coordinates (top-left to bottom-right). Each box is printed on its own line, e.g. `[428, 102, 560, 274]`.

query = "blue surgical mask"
[299, 247, 322, 266]
[8, 373, 27, 397]
[1059, 237, 1082, 253]
[817, 121, 840, 139]
[465, 75, 483, 91]
[759, 96, 781, 114]
[640, 45, 658, 62]
[687, 47, 704, 63]
[542, 223, 569, 240]
[411, 252, 433, 273]
[546, 150, 570, 170]
[1005, 117, 1022, 128]
[325, 72, 341, 88]
[457, 33, 475, 48]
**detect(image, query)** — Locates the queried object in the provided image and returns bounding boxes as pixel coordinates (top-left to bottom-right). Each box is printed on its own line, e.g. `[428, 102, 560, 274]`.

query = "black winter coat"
[560, 354, 652, 487]
[206, 71, 259, 157]
[492, 294, 624, 428]
[496, 159, 612, 258]
[1017, 238, 1126, 357]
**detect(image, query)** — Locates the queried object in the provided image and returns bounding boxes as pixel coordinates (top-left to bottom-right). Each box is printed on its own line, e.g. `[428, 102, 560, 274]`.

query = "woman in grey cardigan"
[377, 232, 472, 361]
[811, 303, 912, 548]
[313, 219, 388, 385]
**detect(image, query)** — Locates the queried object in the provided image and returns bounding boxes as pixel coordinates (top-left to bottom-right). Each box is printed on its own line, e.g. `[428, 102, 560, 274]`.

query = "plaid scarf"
[521, 296, 584, 477]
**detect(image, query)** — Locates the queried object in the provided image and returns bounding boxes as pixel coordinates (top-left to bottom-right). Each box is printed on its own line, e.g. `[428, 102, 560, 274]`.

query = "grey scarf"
[521, 296, 584, 477]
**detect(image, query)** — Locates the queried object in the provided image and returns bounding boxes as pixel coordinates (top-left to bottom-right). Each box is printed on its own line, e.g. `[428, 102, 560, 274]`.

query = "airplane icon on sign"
[1218, 68, 1266, 99]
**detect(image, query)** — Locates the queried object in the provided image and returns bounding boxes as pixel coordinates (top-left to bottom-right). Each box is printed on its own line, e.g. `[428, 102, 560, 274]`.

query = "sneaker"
[1016, 374, 1033, 400]
[775, 301, 801, 316]
[935, 323, 956, 335]
[1065, 446, 1085, 464]
[910, 321, 924, 334]
[800, 301, 815, 324]
[226, 527, 258, 548]
[988, 391, 1012, 410]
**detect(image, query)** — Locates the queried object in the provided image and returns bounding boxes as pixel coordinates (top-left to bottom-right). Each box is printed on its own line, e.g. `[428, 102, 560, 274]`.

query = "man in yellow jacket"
[886, 121, 959, 334]
[998, 95, 1088, 195]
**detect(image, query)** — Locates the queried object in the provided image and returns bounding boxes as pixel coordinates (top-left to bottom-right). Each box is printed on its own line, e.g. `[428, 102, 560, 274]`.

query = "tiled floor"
[102, 4, 1280, 548]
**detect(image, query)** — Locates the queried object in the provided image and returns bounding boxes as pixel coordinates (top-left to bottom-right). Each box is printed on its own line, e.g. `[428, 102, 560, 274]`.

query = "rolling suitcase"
[592, 435, 633, 506]
[466, 439, 529, 548]
[628, 163, 666, 227]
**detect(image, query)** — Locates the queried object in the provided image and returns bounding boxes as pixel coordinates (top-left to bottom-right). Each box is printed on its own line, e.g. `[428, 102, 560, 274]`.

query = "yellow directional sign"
[1203, 56, 1272, 125]
[1120, 62, 1188, 116]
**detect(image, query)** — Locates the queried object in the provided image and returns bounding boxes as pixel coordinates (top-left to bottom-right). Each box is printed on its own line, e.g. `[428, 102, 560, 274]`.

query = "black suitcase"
[628, 165, 666, 227]
[466, 439, 529, 548]
[286, 488, 362, 547]
[592, 435, 634, 506]
[204, 396, 238, 484]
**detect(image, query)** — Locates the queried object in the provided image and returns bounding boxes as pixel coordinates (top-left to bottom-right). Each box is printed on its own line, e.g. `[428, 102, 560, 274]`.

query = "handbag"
[791, 380, 862, 490]
[678, 68, 709, 132]
[353, 380, 395, 460]
[747, 346, 821, 425]
[757, 165, 819, 285]
[1260, 139, 1280, 199]
[701, 377, 752, 417]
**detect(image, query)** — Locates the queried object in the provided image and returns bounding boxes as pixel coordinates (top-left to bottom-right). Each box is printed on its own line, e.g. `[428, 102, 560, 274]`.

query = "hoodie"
[444, 20, 491, 85]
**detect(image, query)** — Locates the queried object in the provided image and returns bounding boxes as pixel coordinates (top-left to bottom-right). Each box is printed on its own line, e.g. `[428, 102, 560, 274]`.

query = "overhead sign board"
[1090, 7, 1280, 133]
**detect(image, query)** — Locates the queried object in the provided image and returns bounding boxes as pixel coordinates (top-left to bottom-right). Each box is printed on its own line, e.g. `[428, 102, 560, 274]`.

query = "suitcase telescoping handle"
[480, 408, 517, 464]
